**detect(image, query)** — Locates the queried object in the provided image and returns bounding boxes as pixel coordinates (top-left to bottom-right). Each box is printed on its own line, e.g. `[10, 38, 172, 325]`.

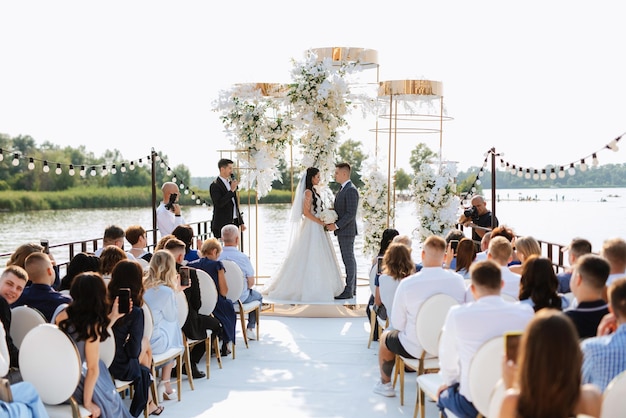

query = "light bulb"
[476, 179, 482, 185]
[180, 183, 185, 190]
[101, 166, 108, 176]
[592, 154, 599, 167]
[550, 168, 557, 180]
[42, 162, 49, 173]
[478, 171, 484, 178]
[579, 159, 587, 172]
[90, 167, 97, 176]
[500, 159, 506, 168]
[166, 168, 172, 175]
[517, 169, 524, 177]
[191, 193, 196, 199]
[558, 167, 566, 178]
[533, 171, 539, 180]
[80, 166, 86, 176]
[184, 189, 189, 195]
[525, 169, 531, 179]
[471, 187, 476, 192]
[69, 165, 75, 176]
[568, 164, 576, 176]
[137, 159, 143, 167]
[111, 165, 117, 174]
[160, 162, 165, 168]
[0, 151, 3, 162]
[129, 161, 135, 171]
[55, 164, 62, 175]
[120, 163, 127, 173]
[172, 177, 177, 183]
[28, 158, 35, 170]
[540, 170, 547, 180]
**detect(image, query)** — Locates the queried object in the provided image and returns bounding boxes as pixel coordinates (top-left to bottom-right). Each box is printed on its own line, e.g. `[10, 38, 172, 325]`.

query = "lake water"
[2, 187, 625, 280]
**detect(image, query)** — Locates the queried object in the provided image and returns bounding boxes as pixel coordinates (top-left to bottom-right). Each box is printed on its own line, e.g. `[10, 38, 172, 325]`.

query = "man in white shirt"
[466, 236, 519, 302]
[156, 181, 185, 236]
[600, 237, 626, 286]
[436, 260, 534, 417]
[218, 224, 262, 341]
[373, 235, 466, 397]
[93, 225, 136, 260]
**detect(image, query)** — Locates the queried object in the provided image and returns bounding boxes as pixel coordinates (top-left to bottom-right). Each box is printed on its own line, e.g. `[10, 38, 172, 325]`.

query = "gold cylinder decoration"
[233, 83, 288, 98]
[311, 47, 379, 69]
[378, 80, 444, 97]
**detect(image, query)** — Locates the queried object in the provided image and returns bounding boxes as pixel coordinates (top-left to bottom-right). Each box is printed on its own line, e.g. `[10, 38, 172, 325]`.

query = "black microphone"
[229, 173, 236, 183]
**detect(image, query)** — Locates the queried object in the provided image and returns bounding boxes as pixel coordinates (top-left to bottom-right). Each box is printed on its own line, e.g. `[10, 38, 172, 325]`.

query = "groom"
[327, 162, 359, 300]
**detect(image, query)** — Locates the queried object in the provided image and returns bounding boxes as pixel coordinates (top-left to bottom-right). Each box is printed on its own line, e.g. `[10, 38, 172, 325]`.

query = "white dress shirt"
[464, 266, 520, 303]
[391, 267, 466, 358]
[156, 202, 185, 236]
[438, 295, 534, 401]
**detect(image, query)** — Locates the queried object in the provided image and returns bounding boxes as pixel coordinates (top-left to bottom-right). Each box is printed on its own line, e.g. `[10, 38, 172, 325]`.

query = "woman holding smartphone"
[499, 309, 602, 418]
[107, 260, 161, 417]
[143, 250, 186, 401]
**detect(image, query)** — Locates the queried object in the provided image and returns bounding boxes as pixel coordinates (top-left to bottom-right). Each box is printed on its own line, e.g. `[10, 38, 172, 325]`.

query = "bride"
[262, 167, 345, 301]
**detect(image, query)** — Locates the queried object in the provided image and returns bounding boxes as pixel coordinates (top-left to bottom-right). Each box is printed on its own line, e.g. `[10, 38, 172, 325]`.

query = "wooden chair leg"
[367, 310, 377, 348]
[239, 303, 249, 349]
[184, 341, 195, 391]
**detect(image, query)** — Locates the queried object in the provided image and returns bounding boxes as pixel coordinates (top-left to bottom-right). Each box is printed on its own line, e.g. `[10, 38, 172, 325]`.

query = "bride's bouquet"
[320, 208, 338, 230]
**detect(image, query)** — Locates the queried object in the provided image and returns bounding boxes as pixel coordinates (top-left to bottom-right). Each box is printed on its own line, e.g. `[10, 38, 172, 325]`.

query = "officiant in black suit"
[210, 158, 246, 239]
[326, 162, 359, 299]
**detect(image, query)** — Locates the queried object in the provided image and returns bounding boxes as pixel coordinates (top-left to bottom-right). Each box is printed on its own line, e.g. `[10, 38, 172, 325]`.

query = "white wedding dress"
[263, 186, 345, 302]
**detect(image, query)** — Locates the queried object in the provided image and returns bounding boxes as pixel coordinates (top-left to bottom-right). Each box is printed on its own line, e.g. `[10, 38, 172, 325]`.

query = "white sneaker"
[246, 328, 257, 341]
[373, 380, 395, 397]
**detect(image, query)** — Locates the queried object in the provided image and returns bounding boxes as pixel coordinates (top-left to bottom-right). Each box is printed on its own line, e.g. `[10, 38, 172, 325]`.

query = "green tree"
[409, 143, 436, 175]
[394, 168, 411, 192]
[337, 139, 366, 187]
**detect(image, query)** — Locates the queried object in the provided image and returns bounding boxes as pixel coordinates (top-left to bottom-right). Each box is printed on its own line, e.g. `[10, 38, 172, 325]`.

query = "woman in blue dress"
[143, 250, 185, 402]
[56, 272, 132, 418]
[188, 238, 236, 356]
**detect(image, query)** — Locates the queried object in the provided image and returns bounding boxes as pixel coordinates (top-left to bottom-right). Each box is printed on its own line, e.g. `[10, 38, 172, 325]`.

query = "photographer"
[157, 182, 186, 236]
[460, 195, 498, 242]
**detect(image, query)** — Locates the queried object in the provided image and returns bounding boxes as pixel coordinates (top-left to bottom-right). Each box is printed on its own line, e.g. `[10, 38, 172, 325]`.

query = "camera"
[165, 193, 177, 211]
[463, 206, 479, 220]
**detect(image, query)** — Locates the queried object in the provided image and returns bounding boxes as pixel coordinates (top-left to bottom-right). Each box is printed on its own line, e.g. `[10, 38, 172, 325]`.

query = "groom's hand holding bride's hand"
[325, 223, 337, 231]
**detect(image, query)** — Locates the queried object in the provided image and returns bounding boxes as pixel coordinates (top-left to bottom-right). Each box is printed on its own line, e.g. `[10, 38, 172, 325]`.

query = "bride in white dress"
[262, 167, 345, 302]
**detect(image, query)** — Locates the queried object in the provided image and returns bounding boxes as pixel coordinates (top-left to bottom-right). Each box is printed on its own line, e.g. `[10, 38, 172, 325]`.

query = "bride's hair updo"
[305, 167, 321, 212]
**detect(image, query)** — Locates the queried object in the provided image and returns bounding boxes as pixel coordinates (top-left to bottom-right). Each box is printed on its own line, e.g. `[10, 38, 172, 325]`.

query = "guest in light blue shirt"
[581, 277, 626, 392]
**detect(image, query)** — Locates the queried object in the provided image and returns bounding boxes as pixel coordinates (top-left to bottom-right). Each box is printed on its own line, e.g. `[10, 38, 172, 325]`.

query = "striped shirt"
[581, 324, 626, 392]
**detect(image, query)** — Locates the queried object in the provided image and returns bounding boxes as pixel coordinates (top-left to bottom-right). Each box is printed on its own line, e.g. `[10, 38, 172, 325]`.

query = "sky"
[1, 1, 625, 180]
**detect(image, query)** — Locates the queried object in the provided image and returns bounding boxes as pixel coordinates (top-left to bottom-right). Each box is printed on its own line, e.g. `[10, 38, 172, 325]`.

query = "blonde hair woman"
[510, 236, 541, 274]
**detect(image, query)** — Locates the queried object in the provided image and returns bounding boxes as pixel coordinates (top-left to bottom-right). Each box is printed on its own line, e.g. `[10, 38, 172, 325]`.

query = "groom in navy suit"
[327, 162, 359, 299]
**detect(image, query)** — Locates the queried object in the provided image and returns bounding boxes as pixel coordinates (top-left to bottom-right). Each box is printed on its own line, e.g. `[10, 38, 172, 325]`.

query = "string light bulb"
[0, 149, 3, 162]
[90, 166, 97, 176]
[42, 161, 49, 173]
[558, 166, 566, 178]
[184, 189, 189, 195]
[533, 170, 539, 180]
[111, 164, 117, 174]
[166, 167, 172, 175]
[550, 168, 557, 180]
[101, 165, 108, 176]
[191, 193, 196, 199]
[80, 165, 86, 177]
[55, 163, 62, 175]
[172, 176, 177, 183]
[607, 139, 619, 152]
[476, 179, 482, 185]
[120, 163, 127, 173]
[568, 163, 576, 176]
[500, 159, 506, 168]
[510, 165, 516, 175]
[540, 169, 547, 180]
[12, 154, 19, 166]
[524, 169, 531, 179]
[179, 183, 185, 190]
[160, 162, 166, 168]
[137, 158, 143, 167]
[592, 153, 599, 167]
[517, 168, 524, 177]
[69, 165, 75, 176]
[28, 158, 35, 170]
[579, 159, 587, 172]
[129, 161, 135, 171]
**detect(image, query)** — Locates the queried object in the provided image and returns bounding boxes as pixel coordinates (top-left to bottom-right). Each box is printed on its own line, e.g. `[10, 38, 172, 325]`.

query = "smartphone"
[504, 331, 522, 363]
[376, 256, 384, 275]
[118, 288, 131, 314]
[40, 239, 50, 254]
[180, 266, 191, 287]
[449, 240, 459, 253]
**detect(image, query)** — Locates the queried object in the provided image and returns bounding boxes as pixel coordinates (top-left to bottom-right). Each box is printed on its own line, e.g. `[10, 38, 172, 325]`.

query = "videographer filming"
[460, 195, 498, 243]
[157, 181, 186, 236]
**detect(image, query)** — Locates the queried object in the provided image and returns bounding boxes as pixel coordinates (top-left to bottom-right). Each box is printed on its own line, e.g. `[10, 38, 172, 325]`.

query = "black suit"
[0, 296, 19, 368]
[209, 177, 244, 238]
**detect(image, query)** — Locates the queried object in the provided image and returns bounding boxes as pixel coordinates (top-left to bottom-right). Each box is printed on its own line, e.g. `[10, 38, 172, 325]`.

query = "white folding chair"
[19, 323, 91, 418]
[10, 306, 47, 349]
[487, 379, 507, 418]
[196, 268, 223, 369]
[398, 293, 458, 416]
[222, 259, 260, 349]
[601, 370, 626, 418]
[467, 336, 505, 417]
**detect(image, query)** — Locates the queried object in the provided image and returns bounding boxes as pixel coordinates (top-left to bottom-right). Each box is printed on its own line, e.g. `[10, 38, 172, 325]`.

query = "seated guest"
[490, 225, 521, 267]
[466, 236, 519, 302]
[436, 260, 534, 417]
[107, 260, 160, 417]
[0, 266, 28, 371]
[600, 237, 626, 286]
[95, 225, 136, 260]
[164, 238, 223, 378]
[473, 231, 491, 262]
[13, 252, 72, 322]
[509, 235, 541, 274]
[452, 238, 475, 279]
[373, 236, 466, 397]
[0, 321, 48, 417]
[99, 246, 128, 282]
[392, 235, 421, 272]
[443, 229, 465, 270]
[368, 228, 400, 342]
[188, 239, 236, 357]
[565, 254, 610, 339]
[377, 243, 416, 328]
[518, 255, 569, 311]
[581, 277, 626, 392]
[218, 224, 263, 342]
[60, 252, 100, 291]
[7, 242, 60, 289]
[557, 237, 592, 293]
[499, 310, 602, 418]
[125, 225, 152, 262]
[171, 224, 201, 264]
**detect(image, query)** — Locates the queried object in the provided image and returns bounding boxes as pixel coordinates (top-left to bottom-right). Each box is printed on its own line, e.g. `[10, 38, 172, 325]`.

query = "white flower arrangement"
[360, 161, 394, 257]
[287, 50, 363, 178]
[412, 162, 460, 244]
[319, 208, 338, 224]
[213, 84, 292, 197]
